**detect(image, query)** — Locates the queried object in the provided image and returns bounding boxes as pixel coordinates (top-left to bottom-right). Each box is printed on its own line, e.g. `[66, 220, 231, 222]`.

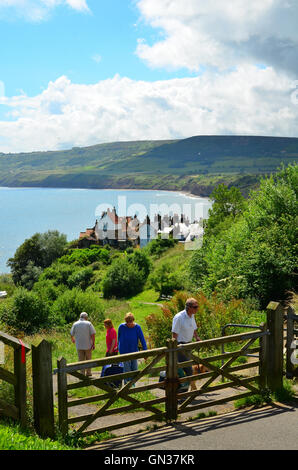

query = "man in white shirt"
[70, 312, 96, 377]
[172, 298, 201, 377]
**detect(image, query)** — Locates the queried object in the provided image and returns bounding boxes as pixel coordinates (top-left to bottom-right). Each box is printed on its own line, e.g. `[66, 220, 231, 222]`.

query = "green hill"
[0, 135, 296, 196]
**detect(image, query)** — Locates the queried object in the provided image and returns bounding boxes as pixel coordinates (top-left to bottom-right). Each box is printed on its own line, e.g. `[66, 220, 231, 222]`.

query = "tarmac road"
[89, 402, 298, 451]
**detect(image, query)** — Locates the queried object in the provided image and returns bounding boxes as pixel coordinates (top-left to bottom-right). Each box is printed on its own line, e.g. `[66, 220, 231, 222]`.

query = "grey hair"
[185, 298, 198, 311]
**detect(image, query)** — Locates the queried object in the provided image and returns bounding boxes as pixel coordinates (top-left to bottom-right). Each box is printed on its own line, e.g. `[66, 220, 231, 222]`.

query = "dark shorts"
[177, 342, 192, 377]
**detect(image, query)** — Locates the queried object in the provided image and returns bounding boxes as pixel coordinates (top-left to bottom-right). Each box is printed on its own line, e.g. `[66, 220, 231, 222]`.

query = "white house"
[94, 207, 139, 247]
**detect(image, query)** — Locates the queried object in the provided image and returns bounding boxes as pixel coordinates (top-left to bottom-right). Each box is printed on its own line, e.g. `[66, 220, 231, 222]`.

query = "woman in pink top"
[104, 319, 118, 356]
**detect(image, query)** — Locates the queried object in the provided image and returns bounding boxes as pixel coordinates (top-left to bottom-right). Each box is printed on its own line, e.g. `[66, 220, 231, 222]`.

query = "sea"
[0, 187, 212, 274]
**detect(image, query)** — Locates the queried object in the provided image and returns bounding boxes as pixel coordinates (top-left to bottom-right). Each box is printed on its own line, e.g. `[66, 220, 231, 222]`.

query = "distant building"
[94, 207, 139, 248]
[78, 227, 97, 248]
[78, 208, 203, 249]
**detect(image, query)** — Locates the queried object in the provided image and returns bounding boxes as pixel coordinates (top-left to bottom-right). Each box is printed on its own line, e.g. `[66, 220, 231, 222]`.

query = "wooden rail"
[56, 346, 168, 436]
[55, 329, 270, 437]
[0, 331, 30, 427]
[0, 300, 287, 439]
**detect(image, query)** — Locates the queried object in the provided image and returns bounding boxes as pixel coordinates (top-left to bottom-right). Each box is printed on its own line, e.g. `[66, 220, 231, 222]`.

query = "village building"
[78, 227, 97, 248]
[78, 207, 203, 249]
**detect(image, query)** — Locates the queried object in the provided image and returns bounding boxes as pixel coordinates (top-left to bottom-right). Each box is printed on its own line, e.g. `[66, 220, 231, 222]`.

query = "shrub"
[149, 262, 185, 298]
[102, 257, 146, 299]
[145, 238, 177, 258]
[67, 266, 94, 290]
[50, 288, 105, 324]
[146, 290, 264, 348]
[189, 164, 298, 307]
[39, 263, 74, 287]
[32, 279, 66, 303]
[58, 247, 110, 267]
[128, 250, 152, 281]
[0, 287, 51, 334]
[0, 274, 16, 297]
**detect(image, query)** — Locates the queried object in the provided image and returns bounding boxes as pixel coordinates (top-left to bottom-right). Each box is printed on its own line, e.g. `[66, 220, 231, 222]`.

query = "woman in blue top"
[118, 312, 147, 384]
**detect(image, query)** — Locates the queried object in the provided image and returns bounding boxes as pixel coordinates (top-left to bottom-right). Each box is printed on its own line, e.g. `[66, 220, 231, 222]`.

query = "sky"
[0, 0, 298, 153]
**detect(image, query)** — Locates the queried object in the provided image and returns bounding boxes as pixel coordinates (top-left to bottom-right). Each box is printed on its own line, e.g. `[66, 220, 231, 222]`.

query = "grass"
[234, 379, 296, 410]
[0, 421, 76, 450]
[187, 411, 217, 422]
[25, 289, 163, 370]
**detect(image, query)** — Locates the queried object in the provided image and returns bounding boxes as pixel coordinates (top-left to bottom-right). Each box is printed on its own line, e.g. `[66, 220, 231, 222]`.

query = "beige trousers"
[77, 349, 92, 376]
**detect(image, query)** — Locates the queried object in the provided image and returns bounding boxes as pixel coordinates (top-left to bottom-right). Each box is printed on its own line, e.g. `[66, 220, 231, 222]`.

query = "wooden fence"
[0, 331, 30, 427]
[0, 300, 292, 438]
[53, 301, 284, 437]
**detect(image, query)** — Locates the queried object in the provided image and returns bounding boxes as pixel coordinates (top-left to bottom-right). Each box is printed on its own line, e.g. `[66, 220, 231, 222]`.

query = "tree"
[149, 262, 184, 298]
[190, 164, 298, 307]
[0, 287, 50, 334]
[204, 184, 246, 238]
[102, 257, 145, 298]
[50, 288, 105, 325]
[128, 250, 152, 282]
[7, 230, 67, 287]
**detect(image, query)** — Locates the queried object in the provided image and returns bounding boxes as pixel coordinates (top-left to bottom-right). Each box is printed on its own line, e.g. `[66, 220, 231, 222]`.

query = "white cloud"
[136, 0, 298, 76]
[0, 68, 297, 153]
[65, 0, 89, 12]
[0, 0, 89, 20]
[92, 53, 102, 64]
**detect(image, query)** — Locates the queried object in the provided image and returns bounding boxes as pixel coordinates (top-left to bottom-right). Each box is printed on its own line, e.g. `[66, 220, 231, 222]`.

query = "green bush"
[39, 263, 74, 287]
[0, 274, 16, 297]
[146, 291, 264, 348]
[189, 164, 298, 307]
[0, 287, 51, 334]
[145, 238, 177, 258]
[32, 279, 66, 303]
[50, 288, 105, 324]
[128, 249, 152, 281]
[149, 262, 185, 297]
[58, 247, 110, 267]
[102, 256, 147, 299]
[67, 266, 94, 290]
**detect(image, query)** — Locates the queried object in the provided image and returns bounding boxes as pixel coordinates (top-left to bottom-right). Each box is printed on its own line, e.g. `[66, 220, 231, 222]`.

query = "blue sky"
[0, 0, 193, 98]
[0, 0, 297, 153]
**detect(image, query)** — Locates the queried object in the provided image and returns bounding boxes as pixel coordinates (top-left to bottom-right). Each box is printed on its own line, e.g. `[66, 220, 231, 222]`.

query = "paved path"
[88, 401, 298, 451]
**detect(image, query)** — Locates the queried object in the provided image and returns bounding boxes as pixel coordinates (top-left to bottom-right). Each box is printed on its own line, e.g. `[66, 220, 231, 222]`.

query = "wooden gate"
[0, 331, 30, 426]
[55, 346, 169, 437]
[54, 301, 283, 437]
[175, 328, 267, 418]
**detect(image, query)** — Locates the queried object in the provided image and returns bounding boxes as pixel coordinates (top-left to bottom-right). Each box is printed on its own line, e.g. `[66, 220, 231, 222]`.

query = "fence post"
[57, 357, 68, 436]
[13, 346, 27, 428]
[165, 338, 178, 422]
[259, 322, 268, 390]
[32, 340, 55, 438]
[266, 301, 284, 392]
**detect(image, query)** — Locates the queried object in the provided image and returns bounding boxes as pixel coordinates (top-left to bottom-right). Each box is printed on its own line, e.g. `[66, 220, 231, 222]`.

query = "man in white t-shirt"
[172, 298, 201, 377]
[70, 312, 96, 377]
